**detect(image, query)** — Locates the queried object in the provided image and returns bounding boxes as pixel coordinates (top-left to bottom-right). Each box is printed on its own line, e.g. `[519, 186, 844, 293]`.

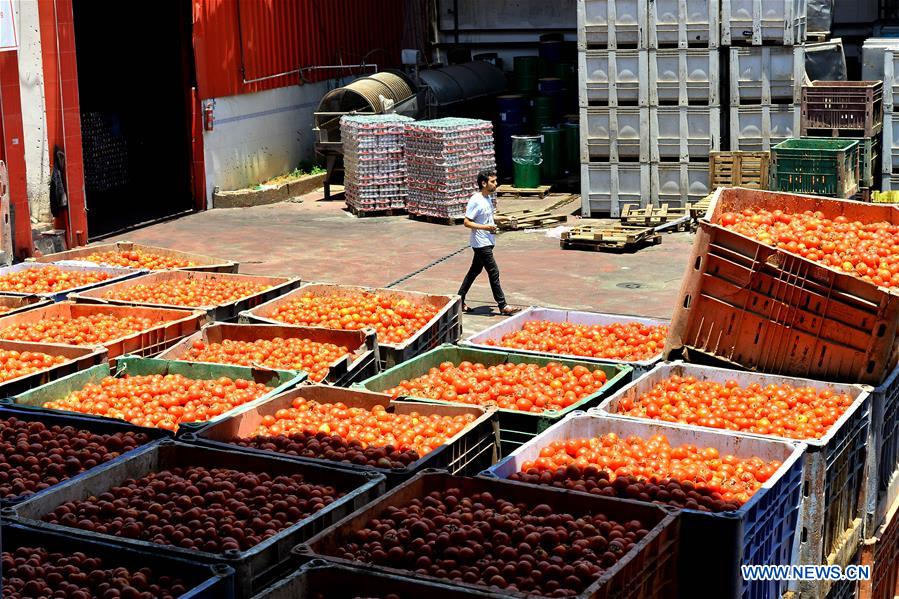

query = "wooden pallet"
[496, 184, 552, 199]
[688, 194, 713, 220]
[561, 222, 661, 251]
[709, 151, 770, 190]
[620, 203, 688, 227]
[408, 213, 464, 226]
[346, 205, 406, 218]
[495, 193, 579, 230]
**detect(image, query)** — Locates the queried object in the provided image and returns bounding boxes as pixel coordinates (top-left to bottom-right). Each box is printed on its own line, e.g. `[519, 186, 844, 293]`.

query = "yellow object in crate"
[872, 190, 899, 203]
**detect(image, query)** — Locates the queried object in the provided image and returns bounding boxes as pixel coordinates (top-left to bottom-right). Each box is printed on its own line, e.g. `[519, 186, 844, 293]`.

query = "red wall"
[0, 50, 34, 257]
[193, 0, 406, 100]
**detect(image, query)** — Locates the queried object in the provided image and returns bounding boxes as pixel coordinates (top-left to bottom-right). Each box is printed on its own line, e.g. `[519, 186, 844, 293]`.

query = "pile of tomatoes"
[0, 266, 112, 294]
[268, 292, 440, 343]
[83, 248, 196, 270]
[0, 350, 69, 384]
[484, 320, 668, 362]
[250, 397, 476, 458]
[103, 278, 271, 307]
[385, 361, 608, 413]
[183, 337, 352, 382]
[615, 375, 854, 440]
[719, 208, 899, 288]
[42, 374, 273, 431]
[518, 433, 781, 509]
[0, 313, 161, 345]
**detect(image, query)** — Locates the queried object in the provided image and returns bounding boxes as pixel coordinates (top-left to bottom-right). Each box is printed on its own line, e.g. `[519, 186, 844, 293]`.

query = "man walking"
[458, 170, 520, 315]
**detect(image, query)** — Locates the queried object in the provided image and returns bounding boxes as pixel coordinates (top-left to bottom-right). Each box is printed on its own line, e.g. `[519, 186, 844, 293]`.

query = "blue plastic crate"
[867, 362, 899, 535]
[482, 411, 806, 599]
[594, 361, 871, 571]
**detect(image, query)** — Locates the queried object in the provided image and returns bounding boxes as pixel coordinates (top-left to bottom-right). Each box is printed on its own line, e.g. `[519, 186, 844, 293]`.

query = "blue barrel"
[497, 95, 530, 126]
[539, 40, 565, 63]
[538, 77, 566, 96]
[496, 122, 526, 179]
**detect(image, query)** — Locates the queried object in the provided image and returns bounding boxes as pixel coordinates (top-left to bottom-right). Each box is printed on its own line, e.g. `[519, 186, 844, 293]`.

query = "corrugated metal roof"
[193, 0, 406, 100]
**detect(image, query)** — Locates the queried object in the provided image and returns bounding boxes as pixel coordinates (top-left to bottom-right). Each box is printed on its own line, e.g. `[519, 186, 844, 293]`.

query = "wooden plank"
[496, 184, 552, 199]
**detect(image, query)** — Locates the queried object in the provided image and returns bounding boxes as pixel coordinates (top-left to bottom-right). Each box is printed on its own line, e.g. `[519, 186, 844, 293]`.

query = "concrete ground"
[110, 192, 694, 334]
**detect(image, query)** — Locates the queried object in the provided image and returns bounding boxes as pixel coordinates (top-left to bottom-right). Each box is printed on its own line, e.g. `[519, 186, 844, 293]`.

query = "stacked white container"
[863, 40, 899, 190]
[578, 0, 720, 216]
[724, 1, 807, 155]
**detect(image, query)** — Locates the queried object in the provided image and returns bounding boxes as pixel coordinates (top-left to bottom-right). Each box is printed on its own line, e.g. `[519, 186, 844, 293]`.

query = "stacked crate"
[577, 0, 719, 217]
[341, 115, 413, 215]
[798, 81, 883, 199]
[724, 1, 806, 157]
[873, 46, 899, 191]
[404, 118, 496, 221]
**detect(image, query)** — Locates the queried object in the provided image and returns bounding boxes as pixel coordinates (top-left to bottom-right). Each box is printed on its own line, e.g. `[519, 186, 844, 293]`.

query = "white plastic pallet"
[650, 106, 721, 161]
[577, 0, 644, 48]
[650, 162, 712, 208]
[729, 104, 800, 151]
[580, 162, 652, 217]
[649, 48, 721, 105]
[882, 110, 899, 178]
[720, 0, 808, 46]
[647, 0, 721, 48]
[729, 46, 806, 105]
[578, 49, 649, 106]
[579, 106, 651, 162]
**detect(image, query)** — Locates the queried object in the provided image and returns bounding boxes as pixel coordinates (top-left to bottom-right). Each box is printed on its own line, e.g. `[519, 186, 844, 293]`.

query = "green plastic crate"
[5, 356, 305, 433]
[355, 344, 632, 456]
[772, 138, 860, 198]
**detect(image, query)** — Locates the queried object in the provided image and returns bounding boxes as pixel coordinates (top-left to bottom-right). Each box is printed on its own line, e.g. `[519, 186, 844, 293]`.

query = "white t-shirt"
[466, 192, 495, 248]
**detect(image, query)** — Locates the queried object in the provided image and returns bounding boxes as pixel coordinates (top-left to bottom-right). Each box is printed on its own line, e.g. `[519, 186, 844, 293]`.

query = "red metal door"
[0, 49, 34, 257]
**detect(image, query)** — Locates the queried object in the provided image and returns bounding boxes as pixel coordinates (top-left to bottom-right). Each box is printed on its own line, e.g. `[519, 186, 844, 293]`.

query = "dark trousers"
[458, 245, 506, 308]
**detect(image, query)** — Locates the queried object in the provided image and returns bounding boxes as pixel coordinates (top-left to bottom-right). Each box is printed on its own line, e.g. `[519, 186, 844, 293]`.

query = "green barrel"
[532, 96, 557, 132]
[512, 135, 543, 188]
[540, 127, 563, 182]
[513, 56, 539, 93]
[552, 62, 577, 88]
[561, 121, 580, 173]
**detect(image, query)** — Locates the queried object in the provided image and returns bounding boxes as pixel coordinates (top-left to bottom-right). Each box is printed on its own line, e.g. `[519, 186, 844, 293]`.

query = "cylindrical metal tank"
[418, 61, 507, 107]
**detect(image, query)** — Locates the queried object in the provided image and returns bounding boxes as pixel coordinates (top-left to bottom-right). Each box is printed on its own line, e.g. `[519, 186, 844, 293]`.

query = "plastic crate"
[484, 411, 805, 599]
[182, 385, 499, 489]
[357, 344, 632, 456]
[0, 301, 208, 364]
[241, 283, 462, 369]
[645, 0, 720, 49]
[577, 0, 643, 49]
[665, 187, 899, 385]
[155, 323, 379, 386]
[296, 472, 680, 599]
[801, 81, 884, 138]
[594, 361, 870, 571]
[578, 49, 648, 107]
[648, 48, 720, 106]
[0, 404, 168, 505]
[5, 439, 386, 599]
[0, 294, 52, 316]
[462, 306, 668, 371]
[70, 270, 301, 322]
[251, 558, 505, 599]
[0, 339, 107, 396]
[580, 162, 652, 217]
[30, 240, 239, 273]
[721, 0, 807, 45]
[0, 262, 141, 302]
[729, 47, 805, 104]
[859, 496, 899, 599]
[772, 138, 860, 198]
[840, 136, 881, 189]
[867, 362, 899, 535]
[0, 521, 236, 599]
[709, 151, 770, 189]
[5, 356, 304, 433]
[729, 104, 800, 152]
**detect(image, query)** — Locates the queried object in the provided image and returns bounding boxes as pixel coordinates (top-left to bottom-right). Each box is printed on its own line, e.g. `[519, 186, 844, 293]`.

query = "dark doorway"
[72, 0, 195, 239]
